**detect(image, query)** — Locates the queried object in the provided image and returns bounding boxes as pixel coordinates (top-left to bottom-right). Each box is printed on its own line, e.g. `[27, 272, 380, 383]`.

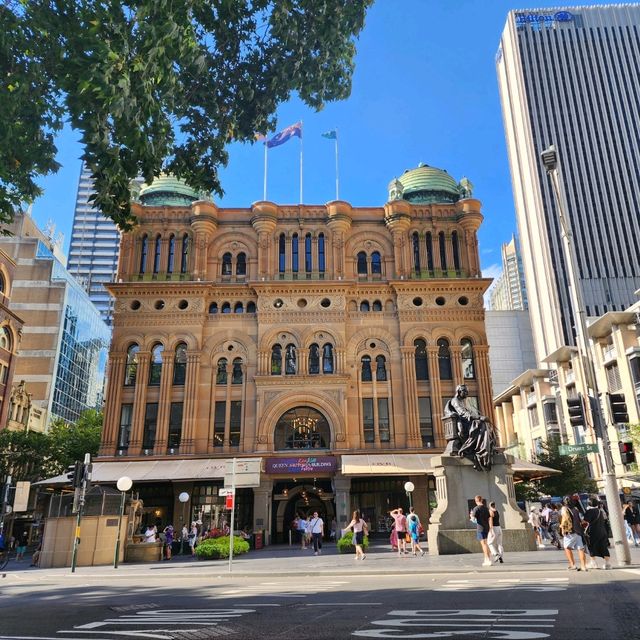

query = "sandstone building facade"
[99, 167, 493, 540]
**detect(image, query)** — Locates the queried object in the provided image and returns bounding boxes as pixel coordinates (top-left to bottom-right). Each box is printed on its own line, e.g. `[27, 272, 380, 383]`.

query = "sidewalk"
[5, 541, 640, 579]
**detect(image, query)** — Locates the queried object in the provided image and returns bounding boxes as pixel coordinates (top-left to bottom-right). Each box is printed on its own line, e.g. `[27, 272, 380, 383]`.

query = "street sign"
[218, 488, 234, 496]
[223, 457, 261, 488]
[225, 494, 234, 510]
[558, 443, 599, 456]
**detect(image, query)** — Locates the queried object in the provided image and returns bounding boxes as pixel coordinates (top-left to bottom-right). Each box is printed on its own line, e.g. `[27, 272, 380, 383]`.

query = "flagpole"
[335, 130, 340, 201]
[299, 121, 304, 204]
[263, 143, 268, 201]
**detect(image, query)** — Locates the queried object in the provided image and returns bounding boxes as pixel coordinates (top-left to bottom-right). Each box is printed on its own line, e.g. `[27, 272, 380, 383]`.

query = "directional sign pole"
[228, 457, 236, 573]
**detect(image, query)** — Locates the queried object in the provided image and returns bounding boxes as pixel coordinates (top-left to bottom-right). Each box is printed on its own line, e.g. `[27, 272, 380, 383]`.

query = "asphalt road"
[1, 565, 640, 639]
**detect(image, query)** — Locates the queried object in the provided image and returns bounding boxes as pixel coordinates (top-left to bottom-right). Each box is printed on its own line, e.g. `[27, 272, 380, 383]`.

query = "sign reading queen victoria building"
[265, 456, 337, 474]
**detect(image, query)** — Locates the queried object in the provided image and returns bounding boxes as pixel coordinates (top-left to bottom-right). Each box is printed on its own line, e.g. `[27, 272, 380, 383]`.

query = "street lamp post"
[404, 481, 415, 510]
[114, 476, 133, 569]
[178, 492, 189, 555]
[541, 144, 630, 566]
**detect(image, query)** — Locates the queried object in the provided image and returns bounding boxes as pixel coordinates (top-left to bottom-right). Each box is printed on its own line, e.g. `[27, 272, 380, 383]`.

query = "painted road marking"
[353, 608, 559, 639]
[435, 578, 569, 592]
[219, 579, 348, 597]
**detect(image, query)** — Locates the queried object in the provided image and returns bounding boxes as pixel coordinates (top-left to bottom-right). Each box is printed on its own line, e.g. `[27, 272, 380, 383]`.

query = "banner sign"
[265, 456, 337, 474]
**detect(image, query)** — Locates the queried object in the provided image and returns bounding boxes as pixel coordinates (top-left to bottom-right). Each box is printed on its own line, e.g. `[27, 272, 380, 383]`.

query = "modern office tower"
[497, 5, 640, 361]
[67, 163, 120, 325]
[488, 234, 528, 311]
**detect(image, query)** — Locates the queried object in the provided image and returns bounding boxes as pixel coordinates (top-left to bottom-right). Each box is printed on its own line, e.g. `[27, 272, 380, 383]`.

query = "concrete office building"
[488, 234, 528, 312]
[497, 5, 640, 361]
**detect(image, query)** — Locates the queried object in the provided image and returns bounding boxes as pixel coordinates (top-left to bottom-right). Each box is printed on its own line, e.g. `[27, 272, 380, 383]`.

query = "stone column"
[250, 203, 278, 278]
[299, 348, 309, 376]
[129, 353, 151, 453]
[181, 352, 201, 454]
[332, 472, 351, 531]
[450, 346, 463, 386]
[474, 346, 493, 418]
[190, 202, 218, 279]
[502, 401, 515, 449]
[253, 478, 274, 545]
[401, 346, 421, 446]
[427, 347, 443, 445]
[326, 201, 352, 279]
[444, 232, 454, 273]
[153, 353, 174, 455]
[335, 348, 346, 375]
[100, 354, 126, 455]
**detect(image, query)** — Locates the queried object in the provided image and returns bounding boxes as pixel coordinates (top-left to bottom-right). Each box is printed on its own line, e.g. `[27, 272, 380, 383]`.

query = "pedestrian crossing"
[435, 577, 570, 592]
[217, 579, 350, 597]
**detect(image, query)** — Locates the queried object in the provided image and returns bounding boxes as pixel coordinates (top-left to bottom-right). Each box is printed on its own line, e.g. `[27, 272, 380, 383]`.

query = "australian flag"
[266, 122, 303, 148]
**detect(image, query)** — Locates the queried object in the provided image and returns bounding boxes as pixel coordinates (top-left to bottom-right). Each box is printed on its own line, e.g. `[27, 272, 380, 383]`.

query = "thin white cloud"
[481, 247, 494, 254]
[482, 263, 502, 280]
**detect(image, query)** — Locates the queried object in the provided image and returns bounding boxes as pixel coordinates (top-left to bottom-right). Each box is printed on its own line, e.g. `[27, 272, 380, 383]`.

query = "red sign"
[225, 494, 234, 509]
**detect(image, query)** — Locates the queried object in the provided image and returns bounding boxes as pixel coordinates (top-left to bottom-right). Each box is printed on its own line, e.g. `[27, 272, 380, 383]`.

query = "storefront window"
[274, 406, 330, 450]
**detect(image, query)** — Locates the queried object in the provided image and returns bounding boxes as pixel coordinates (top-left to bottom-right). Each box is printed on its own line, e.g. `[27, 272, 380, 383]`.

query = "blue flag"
[266, 122, 303, 148]
[321, 129, 337, 140]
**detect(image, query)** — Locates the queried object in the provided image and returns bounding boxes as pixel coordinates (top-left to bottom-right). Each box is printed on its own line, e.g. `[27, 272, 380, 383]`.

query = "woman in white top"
[143, 525, 157, 544]
[346, 509, 368, 560]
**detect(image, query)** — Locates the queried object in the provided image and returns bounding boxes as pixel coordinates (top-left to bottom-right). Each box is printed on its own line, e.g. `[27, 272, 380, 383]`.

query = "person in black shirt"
[471, 495, 492, 566]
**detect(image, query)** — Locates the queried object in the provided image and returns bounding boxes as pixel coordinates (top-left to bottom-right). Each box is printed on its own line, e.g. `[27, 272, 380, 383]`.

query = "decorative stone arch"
[142, 332, 170, 351]
[167, 333, 199, 352]
[403, 326, 434, 347]
[114, 332, 146, 354]
[0, 264, 11, 298]
[453, 328, 485, 345]
[344, 230, 394, 256]
[346, 327, 399, 359]
[302, 327, 345, 350]
[0, 322, 17, 352]
[257, 391, 343, 447]
[203, 330, 256, 366]
[431, 328, 457, 344]
[209, 231, 255, 261]
[260, 327, 303, 351]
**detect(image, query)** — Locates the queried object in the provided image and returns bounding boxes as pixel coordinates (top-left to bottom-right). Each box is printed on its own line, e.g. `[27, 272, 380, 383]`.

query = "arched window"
[173, 343, 187, 385]
[452, 231, 461, 272]
[149, 343, 164, 385]
[139, 235, 148, 274]
[372, 300, 382, 311]
[271, 344, 282, 375]
[375, 355, 387, 381]
[0, 327, 11, 351]
[371, 251, 382, 275]
[361, 355, 372, 382]
[285, 343, 297, 375]
[292, 234, 299, 273]
[236, 252, 247, 276]
[461, 338, 475, 379]
[180, 234, 189, 273]
[413, 232, 421, 273]
[209, 302, 218, 314]
[0, 272, 5, 295]
[153, 235, 162, 274]
[322, 343, 334, 374]
[360, 300, 370, 312]
[232, 357, 243, 384]
[357, 251, 367, 275]
[124, 344, 139, 386]
[274, 406, 330, 450]
[305, 233, 312, 273]
[234, 302, 244, 313]
[426, 232, 434, 271]
[167, 235, 175, 274]
[414, 339, 428, 381]
[222, 252, 232, 276]
[221, 302, 231, 313]
[318, 233, 326, 273]
[278, 233, 286, 273]
[437, 338, 453, 380]
[246, 301, 256, 314]
[308, 343, 320, 374]
[439, 232, 447, 272]
[216, 358, 228, 384]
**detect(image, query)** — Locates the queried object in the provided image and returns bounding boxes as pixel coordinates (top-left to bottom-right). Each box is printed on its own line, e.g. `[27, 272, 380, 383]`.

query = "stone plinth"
[427, 452, 535, 555]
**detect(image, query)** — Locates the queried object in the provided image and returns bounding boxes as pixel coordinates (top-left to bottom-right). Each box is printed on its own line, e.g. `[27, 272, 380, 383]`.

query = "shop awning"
[510, 457, 562, 480]
[34, 458, 228, 487]
[341, 454, 436, 475]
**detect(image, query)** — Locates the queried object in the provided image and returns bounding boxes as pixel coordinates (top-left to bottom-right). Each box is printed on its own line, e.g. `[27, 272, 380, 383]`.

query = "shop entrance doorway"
[272, 479, 334, 544]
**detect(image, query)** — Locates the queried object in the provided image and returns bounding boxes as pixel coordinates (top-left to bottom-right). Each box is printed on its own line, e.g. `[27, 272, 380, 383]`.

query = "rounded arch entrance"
[274, 406, 330, 450]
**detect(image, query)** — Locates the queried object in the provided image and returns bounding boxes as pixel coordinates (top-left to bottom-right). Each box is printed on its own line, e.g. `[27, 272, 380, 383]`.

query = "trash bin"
[254, 530, 263, 550]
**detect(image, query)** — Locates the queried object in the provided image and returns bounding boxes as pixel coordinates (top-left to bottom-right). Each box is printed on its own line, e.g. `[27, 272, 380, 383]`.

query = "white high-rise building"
[67, 163, 120, 325]
[488, 234, 528, 311]
[497, 5, 640, 361]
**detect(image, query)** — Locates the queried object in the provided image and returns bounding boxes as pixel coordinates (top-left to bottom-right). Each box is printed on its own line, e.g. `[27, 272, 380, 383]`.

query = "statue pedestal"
[427, 452, 536, 555]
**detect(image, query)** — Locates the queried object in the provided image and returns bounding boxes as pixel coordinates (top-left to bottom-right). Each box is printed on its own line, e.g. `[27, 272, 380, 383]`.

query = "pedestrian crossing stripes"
[435, 578, 569, 592]
[218, 580, 349, 597]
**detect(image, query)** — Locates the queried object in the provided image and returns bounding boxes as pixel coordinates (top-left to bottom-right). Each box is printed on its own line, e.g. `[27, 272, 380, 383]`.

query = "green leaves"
[1, 1, 372, 230]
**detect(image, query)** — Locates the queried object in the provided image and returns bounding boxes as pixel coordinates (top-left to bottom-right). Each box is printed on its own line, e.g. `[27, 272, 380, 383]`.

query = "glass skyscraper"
[497, 5, 640, 361]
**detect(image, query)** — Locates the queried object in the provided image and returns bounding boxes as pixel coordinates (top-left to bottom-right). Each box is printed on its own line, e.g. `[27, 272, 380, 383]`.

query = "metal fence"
[47, 490, 123, 519]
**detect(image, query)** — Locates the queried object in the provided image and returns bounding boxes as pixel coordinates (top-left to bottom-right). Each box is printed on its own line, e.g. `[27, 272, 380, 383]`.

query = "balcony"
[565, 370, 575, 384]
[602, 344, 617, 363]
[526, 391, 537, 406]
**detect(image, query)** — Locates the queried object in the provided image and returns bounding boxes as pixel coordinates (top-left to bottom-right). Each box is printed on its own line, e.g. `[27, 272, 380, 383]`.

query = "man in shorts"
[471, 495, 492, 566]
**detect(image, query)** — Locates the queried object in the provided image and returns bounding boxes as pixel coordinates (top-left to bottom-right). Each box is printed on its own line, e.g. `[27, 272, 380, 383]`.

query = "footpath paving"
[5, 541, 640, 580]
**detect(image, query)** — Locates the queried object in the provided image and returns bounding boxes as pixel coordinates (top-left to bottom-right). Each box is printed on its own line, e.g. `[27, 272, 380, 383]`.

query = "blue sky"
[30, 1, 604, 279]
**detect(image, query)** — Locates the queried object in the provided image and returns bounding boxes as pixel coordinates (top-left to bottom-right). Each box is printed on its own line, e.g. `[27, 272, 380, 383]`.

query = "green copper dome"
[389, 163, 462, 204]
[138, 174, 208, 206]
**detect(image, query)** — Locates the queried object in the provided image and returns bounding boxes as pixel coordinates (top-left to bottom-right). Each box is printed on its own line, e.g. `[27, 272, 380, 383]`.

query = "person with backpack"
[560, 495, 588, 571]
[582, 496, 611, 569]
[406, 507, 425, 556]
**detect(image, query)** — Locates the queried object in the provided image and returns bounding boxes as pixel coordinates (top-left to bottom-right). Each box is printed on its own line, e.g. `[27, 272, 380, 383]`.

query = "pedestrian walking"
[296, 514, 308, 549]
[15, 531, 28, 562]
[406, 507, 425, 556]
[471, 495, 492, 566]
[390, 508, 408, 556]
[188, 522, 198, 556]
[623, 503, 638, 546]
[582, 497, 611, 569]
[528, 507, 544, 547]
[163, 524, 174, 560]
[547, 504, 562, 549]
[308, 511, 324, 555]
[345, 510, 368, 560]
[487, 501, 504, 563]
[560, 496, 588, 571]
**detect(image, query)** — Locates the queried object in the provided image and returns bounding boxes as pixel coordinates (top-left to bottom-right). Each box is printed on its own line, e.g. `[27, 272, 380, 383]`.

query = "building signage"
[265, 456, 337, 474]
[515, 11, 573, 26]
[558, 443, 599, 456]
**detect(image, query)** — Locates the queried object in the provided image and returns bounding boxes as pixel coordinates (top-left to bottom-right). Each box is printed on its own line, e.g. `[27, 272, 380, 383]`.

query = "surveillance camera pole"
[541, 145, 630, 566]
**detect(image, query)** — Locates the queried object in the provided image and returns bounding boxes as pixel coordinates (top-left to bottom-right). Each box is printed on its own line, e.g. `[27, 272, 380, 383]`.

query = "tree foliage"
[0, 1, 372, 230]
[0, 410, 102, 481]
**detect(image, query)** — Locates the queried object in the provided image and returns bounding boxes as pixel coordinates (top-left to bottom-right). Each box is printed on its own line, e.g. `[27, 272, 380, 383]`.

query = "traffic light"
[618, 441, 636, 465]
[609, 393, 629, 424]
[566, 394, 586, 428]
[66, 462, 83, 488]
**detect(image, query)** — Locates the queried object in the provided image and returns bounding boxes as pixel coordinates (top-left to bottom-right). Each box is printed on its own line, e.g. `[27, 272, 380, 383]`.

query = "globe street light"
[541, 144, 630, 566]
[404, 481, 415, 510]
[178, 492, 190, 555]
[114, 476, 133, 569]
